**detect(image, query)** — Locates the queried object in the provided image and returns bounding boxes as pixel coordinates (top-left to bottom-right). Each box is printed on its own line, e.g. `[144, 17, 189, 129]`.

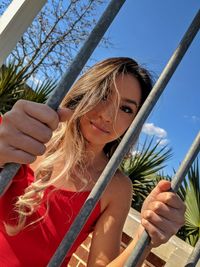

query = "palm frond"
[21, 79, 57, 103]
[0, 62, 57, 114]
[0, 62, 26, 113]
[120, 136, 172, 210]
[177, 159, 200, 246]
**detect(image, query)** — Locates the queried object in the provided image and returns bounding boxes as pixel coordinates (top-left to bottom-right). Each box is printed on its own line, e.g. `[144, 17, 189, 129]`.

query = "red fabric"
[0, 164, 101, 267]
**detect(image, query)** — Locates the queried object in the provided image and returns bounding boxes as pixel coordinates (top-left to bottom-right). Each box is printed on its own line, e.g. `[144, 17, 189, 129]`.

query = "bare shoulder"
[111, 170, 133, 197]
[101, 170, 133, 212]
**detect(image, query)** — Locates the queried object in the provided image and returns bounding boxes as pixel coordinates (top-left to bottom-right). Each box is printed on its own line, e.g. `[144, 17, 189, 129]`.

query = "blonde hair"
[6, 57, 153, 235]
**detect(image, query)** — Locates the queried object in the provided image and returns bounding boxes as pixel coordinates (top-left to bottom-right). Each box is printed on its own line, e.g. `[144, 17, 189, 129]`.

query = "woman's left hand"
[140, 180, 186, 247]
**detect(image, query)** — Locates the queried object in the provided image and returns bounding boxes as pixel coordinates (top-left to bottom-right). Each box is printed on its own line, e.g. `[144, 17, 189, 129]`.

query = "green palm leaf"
[120, 137, 172, 210]
[0, 62, 57, 114]
[21, 79, 57, 103]
[0, 63, 25, 113]
[178, 159, 200, 246]
[148, 159, 200, 246]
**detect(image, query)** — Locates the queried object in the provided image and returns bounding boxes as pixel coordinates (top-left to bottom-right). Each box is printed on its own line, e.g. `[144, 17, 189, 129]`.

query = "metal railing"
[47, 9, 200, 267]
[185, 238, 200, 267]
[125, 132, 200, 267]
[0, 1, 199, 266]
[0, 0, 126, 196]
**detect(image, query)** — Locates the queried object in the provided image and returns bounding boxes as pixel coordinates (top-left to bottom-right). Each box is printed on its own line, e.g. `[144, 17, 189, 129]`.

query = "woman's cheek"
[120, 117, 133, 133]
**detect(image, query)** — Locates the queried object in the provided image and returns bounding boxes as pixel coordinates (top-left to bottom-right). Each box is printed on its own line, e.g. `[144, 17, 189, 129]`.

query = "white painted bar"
[0, 0, 46, 66]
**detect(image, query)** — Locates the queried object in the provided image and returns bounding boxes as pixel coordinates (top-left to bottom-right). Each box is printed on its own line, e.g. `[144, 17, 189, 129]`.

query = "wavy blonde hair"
[6, 57, 153, 235]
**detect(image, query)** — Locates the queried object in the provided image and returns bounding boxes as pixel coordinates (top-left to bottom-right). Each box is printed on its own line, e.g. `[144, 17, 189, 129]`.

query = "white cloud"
[27, 75, 43, 90]
[142, 123, 167, 138]
[142, 123, 169, 146]
[184, 115, 200, 123]
[130, 149, 140, 156]
[156, 138, 169, 146]
[29, 76, 42, 87]
[191, 115, 200, 123]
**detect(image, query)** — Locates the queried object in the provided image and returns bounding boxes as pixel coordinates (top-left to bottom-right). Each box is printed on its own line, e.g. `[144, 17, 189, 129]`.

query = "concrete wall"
[124, 208, 200, 267]
[68, 208, 199, 266]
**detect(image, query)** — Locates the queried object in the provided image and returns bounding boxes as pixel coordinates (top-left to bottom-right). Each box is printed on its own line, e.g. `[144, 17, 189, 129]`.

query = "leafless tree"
[0, 0, 112, 80]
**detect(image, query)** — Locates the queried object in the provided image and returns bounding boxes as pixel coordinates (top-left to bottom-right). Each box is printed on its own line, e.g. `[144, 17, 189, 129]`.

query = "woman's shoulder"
[101, 170, 132, 212]
[111, 170, 132, 196]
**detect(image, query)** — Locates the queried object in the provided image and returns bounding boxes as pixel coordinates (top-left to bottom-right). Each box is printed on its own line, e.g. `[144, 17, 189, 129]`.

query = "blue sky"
[2, 0, 199, 176]
[90, 0, 200, 175]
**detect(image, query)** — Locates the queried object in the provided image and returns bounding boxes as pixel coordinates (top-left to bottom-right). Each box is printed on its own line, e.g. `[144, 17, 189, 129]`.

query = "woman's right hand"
[0, 99, 70, 165]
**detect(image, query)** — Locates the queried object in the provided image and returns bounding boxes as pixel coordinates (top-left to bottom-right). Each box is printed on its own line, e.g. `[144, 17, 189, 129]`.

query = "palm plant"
[20, 79, 57, 104]
[151, 158, 200, 247]
[0, 62, 57, 114]
[0, 62, 24, 113]
[178, 159, 200, 246]
[120, 137, 172, 211]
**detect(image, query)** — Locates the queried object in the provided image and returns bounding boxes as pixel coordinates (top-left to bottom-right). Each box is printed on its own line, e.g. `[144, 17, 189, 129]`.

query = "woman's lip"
[90, 121, 109, 133]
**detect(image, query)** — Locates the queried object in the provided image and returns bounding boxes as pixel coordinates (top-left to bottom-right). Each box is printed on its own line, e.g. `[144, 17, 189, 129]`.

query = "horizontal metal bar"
[0, 0, 47, 67]
[0, 0, 126, 197]
[184, 238, 200, 267]
[125, 132, 200, 267]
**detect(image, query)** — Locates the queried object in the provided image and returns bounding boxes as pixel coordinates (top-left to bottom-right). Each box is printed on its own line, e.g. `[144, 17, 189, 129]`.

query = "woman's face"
[80, 74, 142, 148]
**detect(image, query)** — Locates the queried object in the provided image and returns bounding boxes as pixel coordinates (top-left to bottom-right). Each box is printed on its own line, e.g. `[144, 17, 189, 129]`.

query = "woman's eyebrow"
[121, 97, 138, 108]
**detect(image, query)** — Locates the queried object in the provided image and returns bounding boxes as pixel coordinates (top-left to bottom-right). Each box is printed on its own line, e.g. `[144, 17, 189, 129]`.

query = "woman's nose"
[99, 102, 116, 122]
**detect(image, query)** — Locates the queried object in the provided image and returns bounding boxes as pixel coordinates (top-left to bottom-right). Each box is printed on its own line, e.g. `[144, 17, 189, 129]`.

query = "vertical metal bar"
[125, 132, 200, 267]
[47, 10, 200, 267]
[0, 0, 47, 67]
[184, 238, 200, 267]
[0, 0, 126, 196]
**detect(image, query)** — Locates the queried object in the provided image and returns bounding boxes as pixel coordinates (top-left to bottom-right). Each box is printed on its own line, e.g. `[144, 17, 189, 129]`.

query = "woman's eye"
[120, 105, 133, 114]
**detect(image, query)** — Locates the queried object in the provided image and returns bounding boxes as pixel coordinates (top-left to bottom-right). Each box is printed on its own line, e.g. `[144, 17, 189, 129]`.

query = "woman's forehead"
[111, 74, 142, 105]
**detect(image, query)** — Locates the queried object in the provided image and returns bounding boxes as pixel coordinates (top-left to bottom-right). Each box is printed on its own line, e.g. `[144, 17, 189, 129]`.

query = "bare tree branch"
[1, 0, 112, 81]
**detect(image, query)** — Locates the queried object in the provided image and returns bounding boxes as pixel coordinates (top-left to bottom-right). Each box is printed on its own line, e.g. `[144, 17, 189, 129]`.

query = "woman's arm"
[106, 225, 152, 267]
[87, 177, 185, 267]
[87, 173, 133, 267]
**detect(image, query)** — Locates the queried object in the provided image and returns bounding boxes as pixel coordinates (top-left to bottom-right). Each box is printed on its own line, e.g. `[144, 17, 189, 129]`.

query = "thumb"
[57, 107, 73, 122]
[150, 180, 171, 198]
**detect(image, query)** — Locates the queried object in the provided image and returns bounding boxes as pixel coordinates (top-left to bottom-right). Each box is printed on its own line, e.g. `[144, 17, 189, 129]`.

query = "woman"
[0, 57, 185, 266]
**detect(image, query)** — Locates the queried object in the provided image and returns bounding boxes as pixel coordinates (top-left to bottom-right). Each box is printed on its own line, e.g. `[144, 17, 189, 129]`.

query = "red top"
[0, 145, 101, 266]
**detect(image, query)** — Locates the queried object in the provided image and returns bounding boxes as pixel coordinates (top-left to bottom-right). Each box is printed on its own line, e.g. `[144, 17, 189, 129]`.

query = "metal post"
[0, 0, 126, 196]
[47, 10, 200, 267]
[184, 238, 200, 267]
[125, 132, 200, 267]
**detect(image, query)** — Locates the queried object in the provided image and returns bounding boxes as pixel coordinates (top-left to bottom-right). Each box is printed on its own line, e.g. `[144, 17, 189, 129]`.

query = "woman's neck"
[84, 144, 108, 169]
[50, 144, 108, 192]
